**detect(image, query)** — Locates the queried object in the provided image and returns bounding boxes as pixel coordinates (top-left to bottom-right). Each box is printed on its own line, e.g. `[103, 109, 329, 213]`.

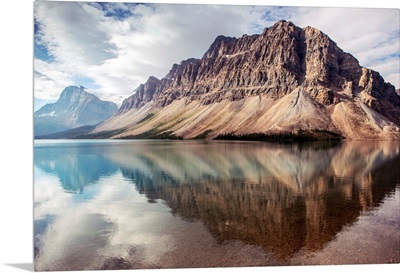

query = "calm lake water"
[33, 140, 400, 271]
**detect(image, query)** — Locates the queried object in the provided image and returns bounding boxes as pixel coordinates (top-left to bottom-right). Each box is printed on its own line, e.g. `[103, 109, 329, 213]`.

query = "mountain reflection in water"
[34, 140, 400, 270]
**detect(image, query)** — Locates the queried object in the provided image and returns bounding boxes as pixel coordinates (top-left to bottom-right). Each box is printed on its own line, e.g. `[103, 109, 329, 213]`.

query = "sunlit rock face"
[95, 20, 400, 140]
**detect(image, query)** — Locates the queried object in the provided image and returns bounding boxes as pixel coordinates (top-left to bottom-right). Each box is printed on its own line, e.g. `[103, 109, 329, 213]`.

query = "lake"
[33, 140, 400, 271]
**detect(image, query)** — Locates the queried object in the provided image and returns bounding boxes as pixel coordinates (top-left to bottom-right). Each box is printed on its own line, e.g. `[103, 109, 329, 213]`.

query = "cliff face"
[95, 20, 400, 140]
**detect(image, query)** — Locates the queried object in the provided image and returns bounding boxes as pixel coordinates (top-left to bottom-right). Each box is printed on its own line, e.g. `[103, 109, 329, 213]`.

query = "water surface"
[34, 140, 400, 270]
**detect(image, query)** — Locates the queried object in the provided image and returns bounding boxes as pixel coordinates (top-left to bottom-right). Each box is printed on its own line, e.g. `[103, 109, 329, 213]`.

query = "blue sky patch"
[33, 1, 400, 107]
[72, 76, 100, 91]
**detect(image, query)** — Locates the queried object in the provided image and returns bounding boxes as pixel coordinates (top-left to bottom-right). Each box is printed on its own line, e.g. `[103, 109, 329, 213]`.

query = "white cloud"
[34, 1, 400, 108]
[34, 170, 177, 270]
[35, 1, 116, 65]
[34, 2, 267, 105]
[34, 59, 75, 101]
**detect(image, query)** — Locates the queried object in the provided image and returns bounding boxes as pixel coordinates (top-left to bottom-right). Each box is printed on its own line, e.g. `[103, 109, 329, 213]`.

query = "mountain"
[34, 85, 118, 137]
[92, 20, 400, 140]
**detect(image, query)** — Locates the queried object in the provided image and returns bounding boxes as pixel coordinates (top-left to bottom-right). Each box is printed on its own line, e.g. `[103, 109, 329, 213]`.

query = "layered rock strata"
[95, 20, 400, 140]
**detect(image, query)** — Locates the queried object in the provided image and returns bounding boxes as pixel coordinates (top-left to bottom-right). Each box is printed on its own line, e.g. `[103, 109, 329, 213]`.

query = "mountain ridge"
[89, 20, 400, 140]
[34, 85, 118, 137]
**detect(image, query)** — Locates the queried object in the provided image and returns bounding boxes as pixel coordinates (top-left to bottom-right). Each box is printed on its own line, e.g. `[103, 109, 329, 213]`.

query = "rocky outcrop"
[118, 76, 160, 113]
[94, 20, 400, 140]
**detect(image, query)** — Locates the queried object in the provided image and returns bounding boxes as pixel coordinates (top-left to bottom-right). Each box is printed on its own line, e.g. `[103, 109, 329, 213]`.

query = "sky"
[33, 1, 400, 110]
[1, 1, 400, 273]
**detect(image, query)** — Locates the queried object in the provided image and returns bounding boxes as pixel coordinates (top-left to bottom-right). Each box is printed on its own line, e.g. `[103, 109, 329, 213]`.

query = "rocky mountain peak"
[166, 58, 201, 78]
[266, 19, 298, 32]
[35, 86, 118, 137]
[203, 35, 238, 59]
[98, 20, 400, 140]
[118, 76, 160, 114]
[56, 85, 92, 111]
[303, 25, 325, 37]
[59, 85, 84, 97]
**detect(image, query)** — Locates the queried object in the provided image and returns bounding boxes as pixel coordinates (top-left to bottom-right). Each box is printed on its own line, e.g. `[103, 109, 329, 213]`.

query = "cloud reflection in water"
[34, 140, 400, 270]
